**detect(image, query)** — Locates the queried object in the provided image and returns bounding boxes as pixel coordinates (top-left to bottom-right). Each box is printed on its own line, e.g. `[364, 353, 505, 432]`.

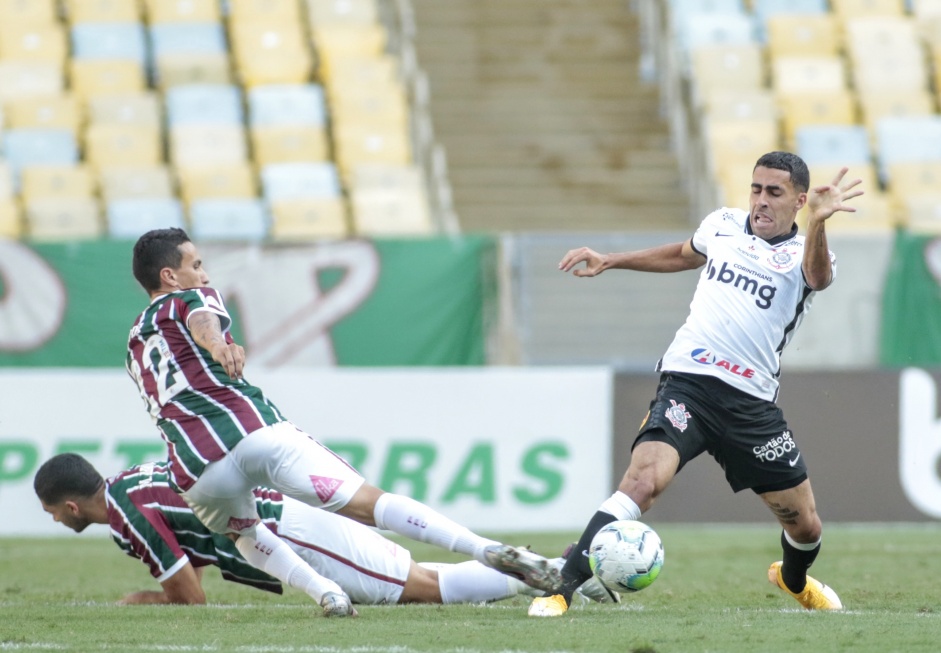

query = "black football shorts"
[633, 371, 808, 494]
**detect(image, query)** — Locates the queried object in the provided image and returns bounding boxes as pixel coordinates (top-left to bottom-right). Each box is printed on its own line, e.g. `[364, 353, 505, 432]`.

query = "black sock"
[780, 530, 820, 594]
[558, 511, 618, 602]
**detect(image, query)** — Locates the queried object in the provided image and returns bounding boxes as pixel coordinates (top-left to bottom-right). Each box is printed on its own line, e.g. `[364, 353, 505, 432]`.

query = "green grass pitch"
[1, 524, 939, 653]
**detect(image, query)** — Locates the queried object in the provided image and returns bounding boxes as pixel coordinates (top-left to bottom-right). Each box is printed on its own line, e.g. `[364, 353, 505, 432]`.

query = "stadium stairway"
[410, 0, 691, 232]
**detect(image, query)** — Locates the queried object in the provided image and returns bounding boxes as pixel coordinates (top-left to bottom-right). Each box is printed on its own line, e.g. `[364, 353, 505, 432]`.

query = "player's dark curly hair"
[132, 227, 192, 293]
[34, 453, 104, 504]
[755, 151, 810, 194]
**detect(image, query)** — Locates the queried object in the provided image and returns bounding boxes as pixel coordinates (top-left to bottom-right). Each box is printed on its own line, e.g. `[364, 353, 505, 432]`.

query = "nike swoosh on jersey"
[714, 232, 734, 237]
[788, 452, 801, 467]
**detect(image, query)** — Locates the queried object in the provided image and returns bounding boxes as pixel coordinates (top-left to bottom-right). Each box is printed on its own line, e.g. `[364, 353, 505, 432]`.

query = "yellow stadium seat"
[155, 52, 232, 89]
[64, 0, 140, 23]
[70, 59, 146, 99]
[99, 165, 176, 201]
[0, 23, 68, 64]
[20, 164, 96, 202]
[87, 92, 162, 127]
[144, 0, 221, 23]
[714, 162, 756, 209]
[858, 91, 936, 142]
[0, 61, 63, 102]
[25, 198, 103, 240]
[772, 56, 847, 99]
[328, 83, 410, 127]
[5, 95, 83, 134]
[798, 190, 896, 232]
[700, 89, 777, 121]
[0, 0, 57, 24]
[885, 161, 941, 203]
[807, 163, 880, 195]
[0, 199, 22, 238]
[176, 163, 258, 204]
[830, 0, 905, 18]
[766, 13, 841, 58]
[312, 24, 386, 58]
[347, 163, 425, 193]
[312, 24, 387, 77]
[689, 44, 766, 104]
[779, 91, 858, 150]
[350, 187, 433, 236]
[229, 23, 313, 86]
[333, 124, 411, 171]
[902, 194, 941, 232]
[236, 51, 315, 87]
[84, 123, 163, 167]
[0, 162, 13, 200]
[705, 117, 781, 174]
[320, 54, 398, 87]
[250, 126, 331, 166]
[229, 0, 303, 24]
[269, 198, 349, 240]
[305, 0, 379, 26]
[169, 124, 249, 168]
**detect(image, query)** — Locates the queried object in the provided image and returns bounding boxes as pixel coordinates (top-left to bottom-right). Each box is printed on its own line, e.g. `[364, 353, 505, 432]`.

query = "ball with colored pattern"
[588, 520, 664, 593]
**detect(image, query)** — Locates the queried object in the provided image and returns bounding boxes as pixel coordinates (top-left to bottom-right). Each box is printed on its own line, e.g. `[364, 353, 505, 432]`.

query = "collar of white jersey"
[743, 215, 798, 246]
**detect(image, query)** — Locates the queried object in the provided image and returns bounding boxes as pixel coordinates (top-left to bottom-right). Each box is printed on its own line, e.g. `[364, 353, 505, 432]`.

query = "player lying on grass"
[35, 453, 578, 608]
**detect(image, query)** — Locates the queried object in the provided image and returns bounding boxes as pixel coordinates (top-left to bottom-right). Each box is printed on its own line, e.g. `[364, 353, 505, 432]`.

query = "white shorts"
[182, 421, 366, 535]
[276, 496, 413, 605]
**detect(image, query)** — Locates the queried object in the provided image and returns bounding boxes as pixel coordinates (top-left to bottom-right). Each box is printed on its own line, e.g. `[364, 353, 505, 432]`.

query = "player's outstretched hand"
[807, 167, 864, 223]
[559, 247, 607, 277]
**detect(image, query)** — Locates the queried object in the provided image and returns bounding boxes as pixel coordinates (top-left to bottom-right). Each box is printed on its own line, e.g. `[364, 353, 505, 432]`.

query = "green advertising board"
[880, 231, 941, 366]
[0, 236, 496, 367]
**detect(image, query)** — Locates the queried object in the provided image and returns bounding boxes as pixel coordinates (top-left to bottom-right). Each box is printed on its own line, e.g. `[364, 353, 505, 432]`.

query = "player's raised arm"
[802, 166, 863, 291]
[559, 241, 704, 277]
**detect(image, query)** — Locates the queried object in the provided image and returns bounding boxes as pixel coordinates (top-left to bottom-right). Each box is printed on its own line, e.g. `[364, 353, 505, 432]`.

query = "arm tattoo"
[188, 312, 226, 351]
[767, 502, 800, 525]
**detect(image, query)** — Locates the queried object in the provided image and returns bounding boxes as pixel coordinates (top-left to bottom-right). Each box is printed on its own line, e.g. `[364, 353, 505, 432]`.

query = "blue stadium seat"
[190, 198, 268, 241]
[795, 125, 871, 166]
[150, 23, 228, 58]
[260, 162, 342, 202]
[107, 198, 186, 239]
[669, 0, 746, 14]
[71, 23, 148, 65]
[674, 12, 757, 56]
[752, 0, 829, 40]
[247, 84, 328, 127]
[876, 116, 941, 183]
[1, 129, 78, 182]
[166, 83, 244, 125]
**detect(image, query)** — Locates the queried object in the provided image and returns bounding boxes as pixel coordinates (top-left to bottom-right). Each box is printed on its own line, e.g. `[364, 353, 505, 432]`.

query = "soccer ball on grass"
[588, 519, 664, 594]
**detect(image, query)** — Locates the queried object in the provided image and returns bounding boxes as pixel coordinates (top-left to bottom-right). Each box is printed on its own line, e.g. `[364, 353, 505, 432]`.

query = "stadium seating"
[107, 198, 186, 239]
[875, 115, 941, 183]
[795, 125, 871, 166]
[190, 198, 269, 241]
[99, 165, 175, 202]
[0, 0, 432, 242]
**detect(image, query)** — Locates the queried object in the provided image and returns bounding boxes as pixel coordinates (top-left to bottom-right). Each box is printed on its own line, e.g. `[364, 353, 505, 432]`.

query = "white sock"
[235, 525, 343, 602]
[373, 493, 500, 561]
[600, 491, 642, 521]
[434, 561, 522, 603]
[784, 529, 821, 551]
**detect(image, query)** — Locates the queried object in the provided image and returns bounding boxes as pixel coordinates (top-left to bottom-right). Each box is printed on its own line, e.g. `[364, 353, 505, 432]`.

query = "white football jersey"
[658, 207, 836, 402]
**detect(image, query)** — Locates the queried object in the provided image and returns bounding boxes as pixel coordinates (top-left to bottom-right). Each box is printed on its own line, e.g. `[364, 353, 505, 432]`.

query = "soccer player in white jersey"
[530, 152, 862, 617]
[127, 228, 560, 618]
[34, 454, 545, 607]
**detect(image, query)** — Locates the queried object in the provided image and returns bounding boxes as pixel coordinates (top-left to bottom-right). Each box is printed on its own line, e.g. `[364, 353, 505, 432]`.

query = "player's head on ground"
[749, 151, 810, 241]
[132, 228, 209, 296]
[33, 453, 106, 533]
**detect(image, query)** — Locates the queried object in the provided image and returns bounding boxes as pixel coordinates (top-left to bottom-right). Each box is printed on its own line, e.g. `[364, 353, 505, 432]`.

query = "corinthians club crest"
[665, 399, 692, 432]
[768, 247, 797, 270]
